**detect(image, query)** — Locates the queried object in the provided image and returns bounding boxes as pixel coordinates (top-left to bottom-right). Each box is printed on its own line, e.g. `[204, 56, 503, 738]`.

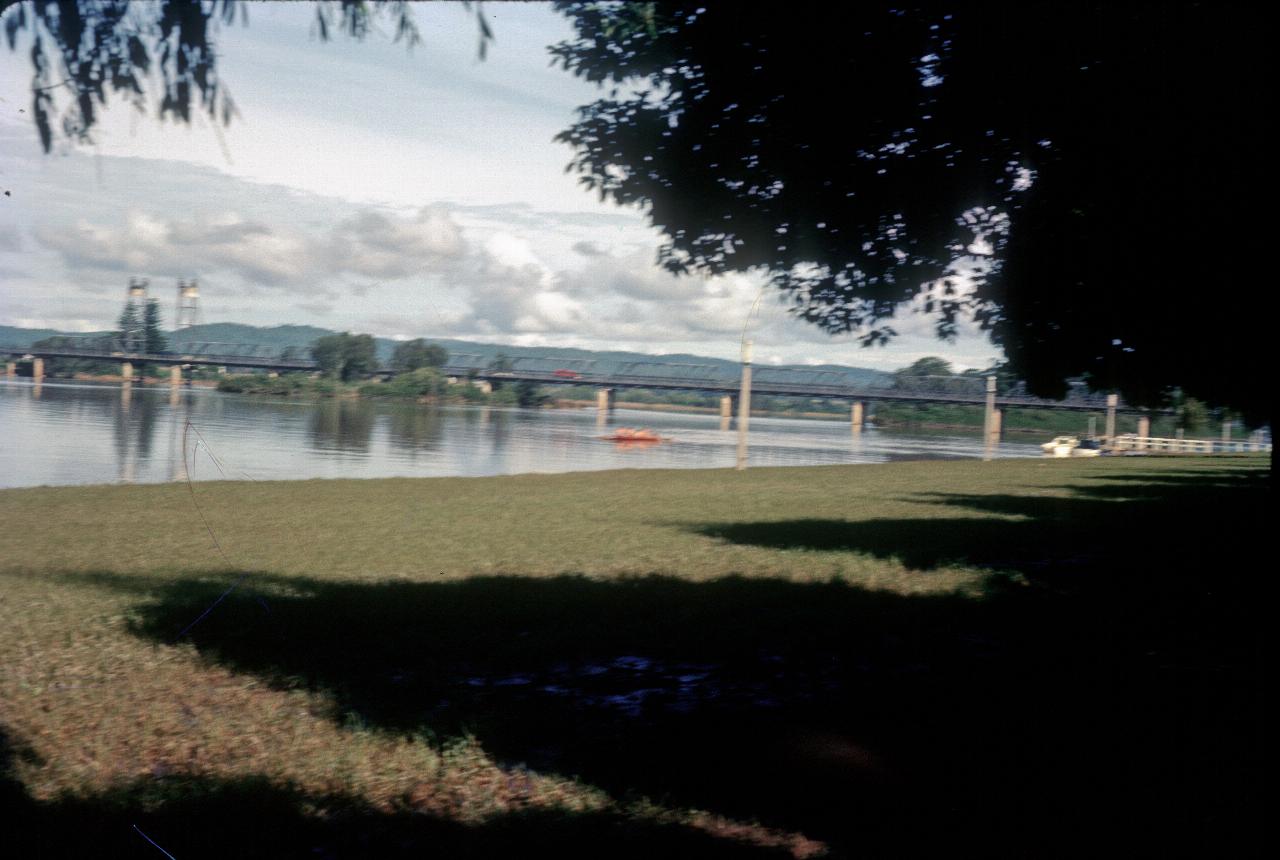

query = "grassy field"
[0, 456, 1267, 857]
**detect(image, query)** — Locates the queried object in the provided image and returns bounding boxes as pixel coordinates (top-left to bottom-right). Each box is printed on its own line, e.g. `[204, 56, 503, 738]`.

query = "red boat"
[600, 427, 667, 443]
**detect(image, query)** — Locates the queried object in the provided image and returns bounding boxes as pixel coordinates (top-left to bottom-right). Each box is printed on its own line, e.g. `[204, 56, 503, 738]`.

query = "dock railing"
[1109, 435, 1272, 454]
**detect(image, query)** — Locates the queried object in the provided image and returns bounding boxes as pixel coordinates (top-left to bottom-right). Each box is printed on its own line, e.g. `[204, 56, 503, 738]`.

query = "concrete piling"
[982, 376, 996, 461]
[596, 388, 613, 427]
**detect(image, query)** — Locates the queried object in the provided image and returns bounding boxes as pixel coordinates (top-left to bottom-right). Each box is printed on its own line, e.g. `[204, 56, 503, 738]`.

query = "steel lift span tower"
[175, 279, 202, 329]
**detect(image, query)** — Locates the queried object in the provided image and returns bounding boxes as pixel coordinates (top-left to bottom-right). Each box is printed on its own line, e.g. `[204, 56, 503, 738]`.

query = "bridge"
[1, 341, 317, 373]
[4, 340, 1161, 442]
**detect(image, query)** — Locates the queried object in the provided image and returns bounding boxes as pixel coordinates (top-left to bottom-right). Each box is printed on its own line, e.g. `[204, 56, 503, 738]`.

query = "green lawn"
[0, 456, 1267, 857]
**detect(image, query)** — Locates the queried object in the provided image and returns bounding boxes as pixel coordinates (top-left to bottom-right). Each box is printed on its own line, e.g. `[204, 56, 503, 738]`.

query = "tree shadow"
[697, 465, 1269, 581]
[61, 557, 1259, 856]
[78, 571, 973, 851]
[0, 728, 781, 859]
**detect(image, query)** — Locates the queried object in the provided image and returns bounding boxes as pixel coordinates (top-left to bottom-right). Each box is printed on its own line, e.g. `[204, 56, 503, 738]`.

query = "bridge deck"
[3, 344, 1150, 412]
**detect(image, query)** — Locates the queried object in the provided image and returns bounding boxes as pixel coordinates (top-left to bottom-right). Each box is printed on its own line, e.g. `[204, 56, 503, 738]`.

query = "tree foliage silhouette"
[4, 0, 485, 152]
[550, 2, 1269, 422]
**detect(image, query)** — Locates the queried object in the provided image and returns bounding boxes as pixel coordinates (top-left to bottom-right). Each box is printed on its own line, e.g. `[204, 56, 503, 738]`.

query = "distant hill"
[0, 325, 79, 348]
[2, 322, 894, 387]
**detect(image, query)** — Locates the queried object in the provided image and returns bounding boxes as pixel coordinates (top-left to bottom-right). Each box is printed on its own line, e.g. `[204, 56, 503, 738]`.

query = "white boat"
[1041, 436, 1104, 458]
[1041, 435, 1079, 457]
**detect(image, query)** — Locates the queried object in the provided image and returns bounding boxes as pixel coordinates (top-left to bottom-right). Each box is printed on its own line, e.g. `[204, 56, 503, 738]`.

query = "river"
[0, 379, 1043, 489]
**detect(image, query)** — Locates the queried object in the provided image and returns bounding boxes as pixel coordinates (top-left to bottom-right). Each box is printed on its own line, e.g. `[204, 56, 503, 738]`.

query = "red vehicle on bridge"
[553, 368, 582, 379]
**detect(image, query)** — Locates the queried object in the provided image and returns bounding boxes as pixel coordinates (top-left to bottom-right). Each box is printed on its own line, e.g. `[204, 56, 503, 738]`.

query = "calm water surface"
[0, 380, 1042, 488]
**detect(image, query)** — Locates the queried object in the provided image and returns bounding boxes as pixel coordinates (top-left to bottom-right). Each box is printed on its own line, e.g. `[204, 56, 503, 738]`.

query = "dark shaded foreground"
[0, 733, 780, 858]
[9, 464, 1267, 857]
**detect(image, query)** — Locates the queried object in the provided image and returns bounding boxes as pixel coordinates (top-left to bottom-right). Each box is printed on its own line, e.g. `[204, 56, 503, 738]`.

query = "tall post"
[1105, 394, 1118, 444]
[1087, 416, 1097, 438]
[596, 387, 613, 427]
[982, 375, 996, 461]
[990, 408, 1002, 440]
[1221, 419, 1232, 445]
[736, 340, 753, 470]
[1137, 416, 1150, 450]
[851, 401, 864, 433]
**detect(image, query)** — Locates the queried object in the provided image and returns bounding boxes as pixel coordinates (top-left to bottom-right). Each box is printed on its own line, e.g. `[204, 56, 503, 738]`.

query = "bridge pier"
[596, 388, 614, 427]
[5, 361, 14, 377]
[169, 365, 182, 386]
[851, 401, 864, 433]
[720, 395, 733, 431]
[1105, 394, 1118, 443]
[120, 361, 133, 381]
[982, 376, 997, 460]
[1221, 419, 1232, 445]
[1137, 416, 1150, 449]
[32, 357, 45, 380]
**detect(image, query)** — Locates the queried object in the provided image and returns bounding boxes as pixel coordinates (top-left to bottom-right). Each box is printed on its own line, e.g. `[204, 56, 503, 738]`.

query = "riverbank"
[0, 456, 1266, 856]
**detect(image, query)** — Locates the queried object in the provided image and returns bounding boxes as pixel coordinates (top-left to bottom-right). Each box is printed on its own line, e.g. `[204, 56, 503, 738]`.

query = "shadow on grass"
[0, 730, 780, 858]
[697, 464, 1269, 580]
[51, 463, 1266, 856]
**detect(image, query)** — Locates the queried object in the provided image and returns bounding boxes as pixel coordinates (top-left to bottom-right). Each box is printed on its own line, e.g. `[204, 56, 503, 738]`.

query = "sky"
[0, 1, 1000, 371]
